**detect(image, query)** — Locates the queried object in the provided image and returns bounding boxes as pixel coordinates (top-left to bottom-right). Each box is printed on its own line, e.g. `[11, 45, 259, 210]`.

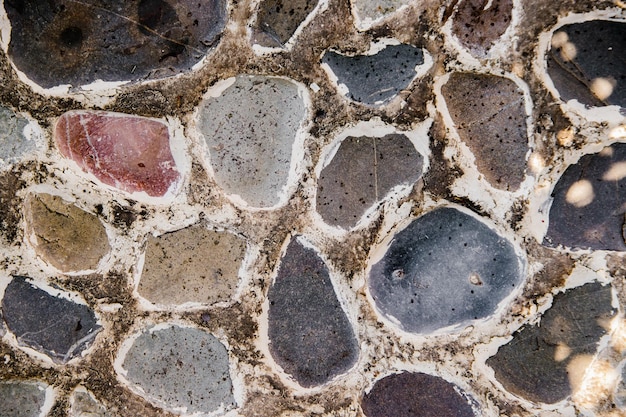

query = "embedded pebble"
[121, 325, 235, 414]
[368, 207, 524, 334]
[0, 381, 49, 417]
[268, 238, 358, 387]
[316, 133, 423, 229]
[70, 389, 111, 417]
[351, 0, 413, 26]
[451, 0, 513, 55]
[0, 106, 34, 164]
[253, 0, 319, 47]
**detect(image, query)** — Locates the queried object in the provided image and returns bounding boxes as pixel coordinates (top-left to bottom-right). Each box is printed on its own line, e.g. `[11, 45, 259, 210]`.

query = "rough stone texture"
[451, 0, 513, 55]
[616, 366, 626, 409]
[0, 309, 5, 337]
[4, 0, 227, 88]
[121, 325, 235, 414]
[24, 193, 110, 272]
[252, 0, 319, 47]
[547, 20, 625, 108]
[316, 133, 423, 229]
[0, 381, 48, 417]
[54, 111, 181, 197]
[487, 282, 615, 404]
[138, 226, 246, 306]
[1, 276, 101, 364]
[322, 44, 424, 106]
[70, 389, 111, 417]
[442, 72, 528, 191]
[369, 207, 524, 333]
[268, 238, 358, 387]
[351, 0, 413, 26]
[198, 75, 306, 208]
[361, 372, 477, 417]
[544, 142, 626, 251]
[0, 106, 34, 164]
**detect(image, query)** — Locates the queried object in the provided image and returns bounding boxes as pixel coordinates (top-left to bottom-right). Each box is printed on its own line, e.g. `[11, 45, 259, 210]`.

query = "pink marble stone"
[55, 111, 180, 197]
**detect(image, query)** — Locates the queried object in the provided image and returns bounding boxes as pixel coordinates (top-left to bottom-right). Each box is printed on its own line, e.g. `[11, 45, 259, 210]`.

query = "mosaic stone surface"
[4, 0, 227, 88]
[487, 282, 615, 404]
[2, 276, 101, 363]
[253, 0, 319, 47]
[0, 106, 34, 164]
[138, 226, 246, 306]
[317, 133, 423, 229]
[268, 238, 358, 387]
[70, 389, 111, 417]
[544, 142, 626, 251]
[120, 325, 235, 414]
[451, 0, 513, 55]
[351, 0, 412, 26]
[0, 381, 48, 417]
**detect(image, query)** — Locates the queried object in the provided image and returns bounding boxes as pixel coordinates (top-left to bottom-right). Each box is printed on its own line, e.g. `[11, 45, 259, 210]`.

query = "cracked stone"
[322, 44, 425, 106]
[441, 72, 528, 191]
[487, 282, 615, 404]
[198, 75, 307, 208]
[316, 133, 423, 229]
[54, 111, 181, 197]
[24, 193, 110, 272]
[544, 142, 626, 251]
[361, 372, 477, 417]
[368, 207, 524, 334]
[268, 237, 359, 387]
[4, 0, 227, 88]
[547, 20, 625, 108]
[351, 0, 413, 27]
[0, 106, 34, 164]
[0, 381, 49, 417]
[1, 276, 101, 364]
[138, 226, 246, 306]
[69, 389, 111, 417]
[252, 0, 319, 47]
[451, 0, 513, 56]
[121, 325, 235, 414]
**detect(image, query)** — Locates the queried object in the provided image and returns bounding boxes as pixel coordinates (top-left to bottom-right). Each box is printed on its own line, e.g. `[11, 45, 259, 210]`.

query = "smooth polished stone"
[253, 0, 320, 47]
[452, 0, 513, 55]
[0, 106, 34, 164]
[0, 381, 49, 417]
[351, 0, 413, 27]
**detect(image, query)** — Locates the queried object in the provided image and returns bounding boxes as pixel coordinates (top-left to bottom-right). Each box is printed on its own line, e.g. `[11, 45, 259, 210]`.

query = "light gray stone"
[0, 106, 34, 164]
[0, 381, 48, 417]
[70, 389, 111, 417]
[351, 0, 412, 26]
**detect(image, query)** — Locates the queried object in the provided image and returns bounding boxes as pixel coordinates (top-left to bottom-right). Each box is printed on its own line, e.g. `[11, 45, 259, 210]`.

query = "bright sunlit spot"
[565, 179, 595, 207]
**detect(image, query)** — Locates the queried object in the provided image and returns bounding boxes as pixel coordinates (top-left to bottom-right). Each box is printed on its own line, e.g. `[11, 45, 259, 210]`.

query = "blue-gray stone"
[0, 106, 33, 163]
[0, 381, 48, 417]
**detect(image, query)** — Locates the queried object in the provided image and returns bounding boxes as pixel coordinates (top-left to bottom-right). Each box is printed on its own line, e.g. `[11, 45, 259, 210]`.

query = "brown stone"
[452, 0, 513, 55]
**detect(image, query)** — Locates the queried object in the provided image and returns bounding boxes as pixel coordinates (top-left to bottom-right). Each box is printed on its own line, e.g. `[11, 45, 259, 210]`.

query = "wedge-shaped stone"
[322, 44, 424, 106]
[351, 0, 412, 28]
[362, 372, 477, 417]
[0, 106, 34, 164]
[369, 207, 524, 334]
[487, 282, 615, 404]
[138, 226, 246, 306]
[0, 381, 49, 417]
[452, 0, 513, 55]
[24, 193, 110, 272]
[317, 134, 423, 229]
[441, 72, 528, 191]
[2, 276, 101, 363]
[5, 0, 227, 88]
[268, 237, 358, 387]
[545, 142, 626, 251]
[198, 76, 307, 208]
[252, 0, 320, 47]
[55, 111, 180, 197]
[121, 325, 235, 414]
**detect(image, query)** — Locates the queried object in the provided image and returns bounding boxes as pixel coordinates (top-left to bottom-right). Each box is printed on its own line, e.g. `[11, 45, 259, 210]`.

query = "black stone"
[253, 0, 319, 47]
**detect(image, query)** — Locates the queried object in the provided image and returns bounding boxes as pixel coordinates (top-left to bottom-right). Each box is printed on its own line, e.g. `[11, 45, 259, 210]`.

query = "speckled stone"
[268, 238, 358, 387]
[253, 0, 319, 47]
[0, 106, 34, 164]
[351, 0, 412, 26]
[54, 111, 181, 197]
[121, 325, 235, 414]
[487, 282, 615, 404]
[322, 44, 424, 106]
[544, 142, 626, 251]
[451, 0, 513, 55]
[369, 207, 524, 334]
[198, 75, 307, 208]
[361, 372, 477, 417]
[70, 389, 111, 417]
[1, 276, 101, 364]
[441, 72, 528, 191]
[316, 133, 423, 229]
[138, 226, 246, 306]
[5, 0, 227, 88]
[0, 381, 48, 417]
[24, 193, 110, 272]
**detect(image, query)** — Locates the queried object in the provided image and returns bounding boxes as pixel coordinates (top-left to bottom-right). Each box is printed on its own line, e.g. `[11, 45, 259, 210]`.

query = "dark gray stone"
[369, 207, 524, 334]
[252, 0, 319, 47]
[316, 134, 423, 229]
[452, 0, 513, 55]
[268, 238, 359, 387]
[544, 142, 626, 251]
[322, 44, 424, 106]
[0, 381, 48, 417]
[487, 282, 615, 404]
[1, 276, 101, 363]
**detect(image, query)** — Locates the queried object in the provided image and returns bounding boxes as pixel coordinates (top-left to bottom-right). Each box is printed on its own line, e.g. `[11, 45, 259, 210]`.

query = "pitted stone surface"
[0, 381, 48, 417]
[54, 111, 181, 197]
[198, 75, 307, 208]
[441, 72, 528, 191]
[451, 0, 513, 55]
[322, 44, 425, 106]
[4, 0, 227, 88]
[316, 133, 423, 229]
[361, 372, 477, 417]
[268, 238, 358, 387]
[487, 282, 615, 404]
[138, 226, 246, 306]
[351, 0, 412, 26]
[70, 389, 111, 417]
[0, 106, 33, 164]
[544, 142, 626, 251]
[369, 207, 524, 334]
[121, 325, 235, 414]
[253, 0, 319, 47]
[547, 20, 625, 108]
[2, 276, 101, 363]
[24, 193, 110, 272]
